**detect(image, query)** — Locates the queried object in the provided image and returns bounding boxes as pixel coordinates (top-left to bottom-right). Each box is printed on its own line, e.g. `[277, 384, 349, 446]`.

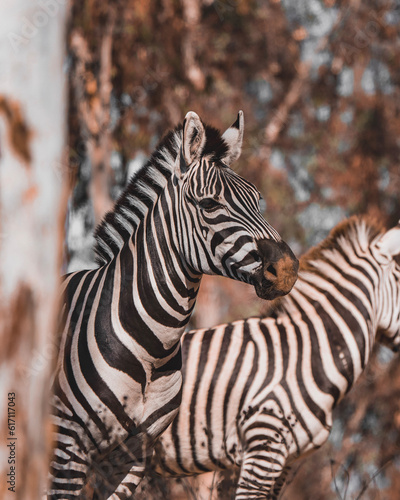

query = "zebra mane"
[94, 123, 229, 265]
[299, 215, 385, 273]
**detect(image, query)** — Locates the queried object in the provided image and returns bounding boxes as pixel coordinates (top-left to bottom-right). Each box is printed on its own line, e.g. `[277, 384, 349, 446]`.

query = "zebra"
[153, 216, 400, 499]
[48, 111, 299, 499]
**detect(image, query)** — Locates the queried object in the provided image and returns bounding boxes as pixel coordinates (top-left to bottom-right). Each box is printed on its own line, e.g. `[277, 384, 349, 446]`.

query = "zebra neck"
[114, 202, 202, 354]
[282, 270, 374, 392]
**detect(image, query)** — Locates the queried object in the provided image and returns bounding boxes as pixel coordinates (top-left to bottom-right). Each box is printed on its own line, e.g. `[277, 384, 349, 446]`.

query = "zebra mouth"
[252, 274, 288, 301]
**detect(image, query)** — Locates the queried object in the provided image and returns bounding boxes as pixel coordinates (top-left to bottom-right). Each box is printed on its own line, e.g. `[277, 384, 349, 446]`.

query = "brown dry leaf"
[394, 411, 400, 429]
[86, 76, 97, 95]
[293, 27, 308, 41]
[0, 95, 32, 165]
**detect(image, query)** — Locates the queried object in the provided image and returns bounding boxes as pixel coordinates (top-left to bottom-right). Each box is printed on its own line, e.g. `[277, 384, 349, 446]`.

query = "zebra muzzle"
[253, 239, 299, 300]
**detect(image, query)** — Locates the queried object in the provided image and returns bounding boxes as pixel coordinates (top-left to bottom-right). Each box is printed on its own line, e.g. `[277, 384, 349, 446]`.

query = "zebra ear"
[180, 111, 206, 174]
[378, 222, 400, 257]
[221, 110, 244, 165]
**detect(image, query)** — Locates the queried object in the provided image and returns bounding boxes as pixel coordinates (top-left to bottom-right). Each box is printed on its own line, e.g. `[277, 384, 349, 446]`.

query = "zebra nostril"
[266, 264, 277, 277]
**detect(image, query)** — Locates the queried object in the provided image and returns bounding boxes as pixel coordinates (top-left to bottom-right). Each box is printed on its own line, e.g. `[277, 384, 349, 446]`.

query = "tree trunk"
[69, 8, 116, 226]
[0, 2, 68, 498]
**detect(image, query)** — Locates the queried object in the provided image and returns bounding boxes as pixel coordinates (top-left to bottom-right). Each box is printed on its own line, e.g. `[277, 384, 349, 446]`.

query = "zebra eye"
[199, 198, 221, 211]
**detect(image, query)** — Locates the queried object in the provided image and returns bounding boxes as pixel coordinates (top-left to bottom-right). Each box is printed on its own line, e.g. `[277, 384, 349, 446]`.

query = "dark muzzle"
[252, 239, 299, 300]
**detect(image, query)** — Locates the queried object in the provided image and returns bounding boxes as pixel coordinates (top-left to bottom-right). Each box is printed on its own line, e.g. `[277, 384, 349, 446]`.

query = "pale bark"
[181, 0, 206, 91]
[0, 1, 67, 498]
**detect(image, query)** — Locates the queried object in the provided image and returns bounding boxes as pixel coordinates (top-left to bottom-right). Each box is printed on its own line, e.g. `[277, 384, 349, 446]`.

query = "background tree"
[0, 1, 68, 499]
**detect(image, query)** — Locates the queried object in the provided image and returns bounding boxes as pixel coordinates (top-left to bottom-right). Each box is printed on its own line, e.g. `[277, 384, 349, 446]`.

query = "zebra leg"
[235, 436, 289, 499]
[271, 466, 291, 498]
[91, 432, 150, 500]
[47, 434, 90, 499]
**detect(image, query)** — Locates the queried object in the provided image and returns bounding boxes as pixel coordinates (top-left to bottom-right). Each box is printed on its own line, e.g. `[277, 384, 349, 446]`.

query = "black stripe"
[190, 330, 213, 472]
[237, 322, 260, 414]
[145, 204, 196, 315]
[76, 264, 137, 433]
[206, 324, 234, 467]
[118, 243, 177, 359]
[316, 287, 366, 378]
[290, 295, 342, 411]
[169, 332, 194, 474]
[156, 196, 200, 297]
[151, 344, 182, 382]
[61, 270, 111, 442]
[136, 222, 190, 328]
[94, 258, 147, 392]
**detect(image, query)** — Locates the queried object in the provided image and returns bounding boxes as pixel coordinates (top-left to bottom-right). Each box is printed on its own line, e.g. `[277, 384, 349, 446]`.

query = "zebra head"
[373, 221, 400, 351]
[174, 111, 299, 300]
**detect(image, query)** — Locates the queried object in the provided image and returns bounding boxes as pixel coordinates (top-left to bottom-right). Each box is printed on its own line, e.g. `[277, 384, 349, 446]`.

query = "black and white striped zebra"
[153, 216, 400, 499]
[48, 111, 299, 499]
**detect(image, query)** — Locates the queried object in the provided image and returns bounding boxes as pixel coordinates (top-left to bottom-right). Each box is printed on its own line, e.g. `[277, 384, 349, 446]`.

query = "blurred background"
[62, 0, 400, 498]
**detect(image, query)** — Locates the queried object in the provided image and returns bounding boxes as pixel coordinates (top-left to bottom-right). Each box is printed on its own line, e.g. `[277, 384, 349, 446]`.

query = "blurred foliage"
[65, 0, 400, 498]
[66, 0, 400, 270]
